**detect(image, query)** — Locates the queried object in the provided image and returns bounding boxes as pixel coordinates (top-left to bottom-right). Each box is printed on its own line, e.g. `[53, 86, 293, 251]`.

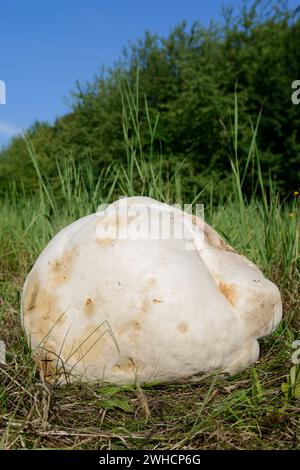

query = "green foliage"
[251, 367, 264, 403]
[0, 1, 299, 199]
[99, 399, 133, 412]
[0, 120, 299, 447]
[0, 41, 299, 447]
[281, 364, 300, 401]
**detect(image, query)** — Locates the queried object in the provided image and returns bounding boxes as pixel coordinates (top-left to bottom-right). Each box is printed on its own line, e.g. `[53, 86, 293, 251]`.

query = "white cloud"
[0, 121, 23, 137]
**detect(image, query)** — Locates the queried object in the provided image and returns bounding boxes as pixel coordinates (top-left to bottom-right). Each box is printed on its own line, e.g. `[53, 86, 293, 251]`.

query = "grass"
[0, 85, 299, 449]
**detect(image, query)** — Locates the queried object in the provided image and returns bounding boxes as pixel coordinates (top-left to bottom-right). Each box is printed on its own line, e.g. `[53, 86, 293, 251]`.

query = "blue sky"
[0, 0, 298, 148]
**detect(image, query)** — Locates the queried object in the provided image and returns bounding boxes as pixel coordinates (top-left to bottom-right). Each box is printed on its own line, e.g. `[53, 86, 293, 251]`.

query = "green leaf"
[99, 399, 133, 412]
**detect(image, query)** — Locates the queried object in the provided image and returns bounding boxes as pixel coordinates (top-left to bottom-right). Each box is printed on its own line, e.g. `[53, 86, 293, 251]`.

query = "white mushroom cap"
[21, 197, 282, 384]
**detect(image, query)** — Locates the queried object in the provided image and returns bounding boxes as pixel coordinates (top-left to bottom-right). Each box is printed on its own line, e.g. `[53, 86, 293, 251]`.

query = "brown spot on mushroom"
[191, 215, 199, 226]
[49, 247, 77, 285]
[117, 298, 151, 337]
[111, 356, 137, 374]
[153, 298, 163, 304]
[84, 294, 106, 318]
[96, 237, 115, 247]
[24, 277, 39, 312]
[84, 297, 97, 317]
[219, 282, 237, 307]
[218, 238, 236, 253]
[68, 322, 111, 368]
[22, 273, 67, 382]
[23, 274, 65, 327]
[177, 322, 189, 333]
[117, 319, 141, 336]
[192, 217, 236, 253]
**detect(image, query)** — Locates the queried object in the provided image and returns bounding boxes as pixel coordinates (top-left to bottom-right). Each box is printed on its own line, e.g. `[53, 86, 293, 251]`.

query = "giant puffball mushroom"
[21, 197, 282, 384]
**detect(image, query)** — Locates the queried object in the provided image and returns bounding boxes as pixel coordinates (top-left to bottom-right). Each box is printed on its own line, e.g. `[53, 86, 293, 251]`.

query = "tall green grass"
[0, 81, 299, 450]
[0, 83, 298, 280]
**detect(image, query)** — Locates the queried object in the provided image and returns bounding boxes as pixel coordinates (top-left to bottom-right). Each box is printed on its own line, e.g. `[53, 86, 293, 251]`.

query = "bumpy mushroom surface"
[21, 197, 282, 384]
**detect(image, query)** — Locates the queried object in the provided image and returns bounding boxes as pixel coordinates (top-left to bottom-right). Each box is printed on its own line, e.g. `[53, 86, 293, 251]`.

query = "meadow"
[0, 91, 299, 450]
